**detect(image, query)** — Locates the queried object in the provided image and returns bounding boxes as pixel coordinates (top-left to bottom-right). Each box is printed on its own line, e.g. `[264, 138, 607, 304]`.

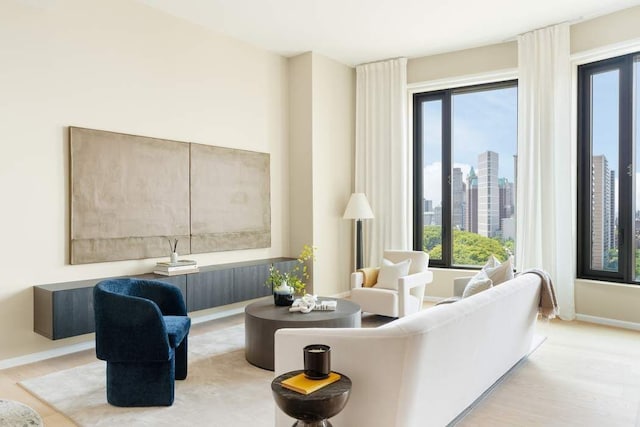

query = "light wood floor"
[2, 313, 639, 426]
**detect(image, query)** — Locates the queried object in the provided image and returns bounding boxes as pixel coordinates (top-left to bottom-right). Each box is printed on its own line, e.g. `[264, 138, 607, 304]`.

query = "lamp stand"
[355, 218, 364, 270]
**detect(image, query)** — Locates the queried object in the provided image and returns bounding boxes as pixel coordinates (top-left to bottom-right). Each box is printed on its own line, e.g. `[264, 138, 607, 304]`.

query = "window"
[577, 52, 640, 283]
[413, 81, 518, 268]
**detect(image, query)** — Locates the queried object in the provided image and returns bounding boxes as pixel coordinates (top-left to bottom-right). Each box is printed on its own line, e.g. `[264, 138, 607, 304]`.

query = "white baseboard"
[575, 314, 640, 331]
[0, 341, 96, 371]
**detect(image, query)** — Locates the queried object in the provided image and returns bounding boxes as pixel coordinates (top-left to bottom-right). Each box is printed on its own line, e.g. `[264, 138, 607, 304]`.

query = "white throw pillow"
[461, 255, 513, 298]
[375, 258, 412, 290]
[462, 271, 493, 298]
[485, 255, 514, 285]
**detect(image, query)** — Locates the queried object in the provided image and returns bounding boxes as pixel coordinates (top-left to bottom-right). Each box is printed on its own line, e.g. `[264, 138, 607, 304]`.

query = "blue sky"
[421, 86, 518, 206]
[592, 70, 619, 173]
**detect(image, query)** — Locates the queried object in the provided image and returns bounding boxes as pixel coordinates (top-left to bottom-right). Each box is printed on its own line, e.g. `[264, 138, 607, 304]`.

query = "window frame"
[412, 79, 518, 269]
[577, 52, 636, 283]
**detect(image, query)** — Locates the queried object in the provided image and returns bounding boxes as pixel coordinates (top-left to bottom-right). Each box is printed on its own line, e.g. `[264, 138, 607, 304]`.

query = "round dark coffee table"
[272, 370, 352, 427]
[244, 297, 361, 370]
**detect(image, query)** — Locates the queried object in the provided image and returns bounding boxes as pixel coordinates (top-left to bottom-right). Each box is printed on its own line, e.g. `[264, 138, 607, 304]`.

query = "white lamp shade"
[343, 193, 374, 219]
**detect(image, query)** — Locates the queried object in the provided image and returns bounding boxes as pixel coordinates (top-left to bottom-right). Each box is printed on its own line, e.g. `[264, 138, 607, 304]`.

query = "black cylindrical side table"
[271, 370, 352, 427]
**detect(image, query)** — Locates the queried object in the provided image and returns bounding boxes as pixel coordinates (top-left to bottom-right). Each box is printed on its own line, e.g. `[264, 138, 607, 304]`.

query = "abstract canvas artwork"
[69, 127, 270, 264]
[190, 143, 271, 253]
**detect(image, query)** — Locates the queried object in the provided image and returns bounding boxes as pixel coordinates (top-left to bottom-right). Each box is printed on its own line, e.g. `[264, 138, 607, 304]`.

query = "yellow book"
[281, 372, 341, 395]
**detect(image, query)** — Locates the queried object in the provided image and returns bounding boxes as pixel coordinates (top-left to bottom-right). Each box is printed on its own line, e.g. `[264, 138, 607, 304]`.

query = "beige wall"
[287, 53, 314, 282]
[288, 52, 355, 296]
[311, 54, 356, 296]
[575, 280, 640, 325]
[425, 268, 476, 299]
[407, 42, 517, 84]
[571, 5, 640, 54]
[0, 0, 289, 360]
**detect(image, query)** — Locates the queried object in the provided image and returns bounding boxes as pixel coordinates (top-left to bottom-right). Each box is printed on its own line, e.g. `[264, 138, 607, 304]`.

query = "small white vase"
[170, 252, 178, 264]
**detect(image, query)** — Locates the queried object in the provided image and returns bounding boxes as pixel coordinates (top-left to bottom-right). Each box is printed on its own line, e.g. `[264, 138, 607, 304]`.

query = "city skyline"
[421, 85, 517, 207]
[423, 150, 515, 240]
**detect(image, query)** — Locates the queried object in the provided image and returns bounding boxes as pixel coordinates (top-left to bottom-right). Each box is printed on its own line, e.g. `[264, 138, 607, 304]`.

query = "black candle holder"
[303, 344, 331, 380]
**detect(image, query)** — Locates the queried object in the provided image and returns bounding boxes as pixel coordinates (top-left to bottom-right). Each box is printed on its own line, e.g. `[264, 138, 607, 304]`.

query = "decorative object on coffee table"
[0, 399, 44, 427]
[265, 245, 316, 303]
[273, 282, 295, 307]
[272, 370, 351, 427]
[289, 294, 317, 313]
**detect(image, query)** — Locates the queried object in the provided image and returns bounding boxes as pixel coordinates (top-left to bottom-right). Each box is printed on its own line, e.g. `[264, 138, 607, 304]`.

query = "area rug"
[20, 324, 274, 427]
[20, 315, 391, 427]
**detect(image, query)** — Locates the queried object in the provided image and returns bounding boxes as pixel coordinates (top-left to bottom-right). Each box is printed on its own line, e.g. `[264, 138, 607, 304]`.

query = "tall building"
[591, 155, 613, 270]
[610, 169, 616, 250]
[424, 199, 433, 213]
[465, 167, 478, 233]
[478, 151, 500, 238]
[423, 199, 435, 226]
[498, 177, 514, 221]
[434, 205, 442, 227]
[452, 167, 466, 230]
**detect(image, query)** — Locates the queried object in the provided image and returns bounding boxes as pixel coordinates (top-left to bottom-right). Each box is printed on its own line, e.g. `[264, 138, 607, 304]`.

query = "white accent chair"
[350, 250, 432, 318]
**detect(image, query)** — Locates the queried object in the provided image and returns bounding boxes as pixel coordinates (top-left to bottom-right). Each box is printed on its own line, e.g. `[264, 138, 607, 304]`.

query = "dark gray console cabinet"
[186, 258, 296, 311]
[34, 257, 295, 340]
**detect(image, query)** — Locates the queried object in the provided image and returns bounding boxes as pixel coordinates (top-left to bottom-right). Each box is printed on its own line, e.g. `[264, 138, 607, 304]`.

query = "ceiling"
[137, 0, 640, 66]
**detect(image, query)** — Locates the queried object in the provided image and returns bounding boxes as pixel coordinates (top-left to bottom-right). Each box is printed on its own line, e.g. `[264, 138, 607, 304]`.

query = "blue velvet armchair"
[94, 278, 191, 407]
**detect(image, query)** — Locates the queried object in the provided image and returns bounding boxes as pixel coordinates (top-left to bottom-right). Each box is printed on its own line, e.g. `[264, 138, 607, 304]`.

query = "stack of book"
[281, 372, 341, 395]
[153, 259, 199, 276]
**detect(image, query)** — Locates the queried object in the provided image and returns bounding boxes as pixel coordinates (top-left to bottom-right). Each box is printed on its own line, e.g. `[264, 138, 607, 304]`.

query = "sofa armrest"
[453, 277, 472, 297]
[398, 270, 433, 317]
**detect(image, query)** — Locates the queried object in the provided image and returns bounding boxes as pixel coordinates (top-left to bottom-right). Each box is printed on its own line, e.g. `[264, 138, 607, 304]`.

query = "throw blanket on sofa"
[518, 269, 558, 319]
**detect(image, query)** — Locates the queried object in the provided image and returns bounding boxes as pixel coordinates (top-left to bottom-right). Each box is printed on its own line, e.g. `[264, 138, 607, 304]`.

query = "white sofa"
[274, 272, 542, 427]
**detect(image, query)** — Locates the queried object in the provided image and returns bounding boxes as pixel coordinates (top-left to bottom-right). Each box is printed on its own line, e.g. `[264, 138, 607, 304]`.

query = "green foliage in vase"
[265, 245, 316, 295]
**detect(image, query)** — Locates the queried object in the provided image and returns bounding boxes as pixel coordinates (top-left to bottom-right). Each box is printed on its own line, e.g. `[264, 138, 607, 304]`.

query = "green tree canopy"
[423, 226, 509, 266]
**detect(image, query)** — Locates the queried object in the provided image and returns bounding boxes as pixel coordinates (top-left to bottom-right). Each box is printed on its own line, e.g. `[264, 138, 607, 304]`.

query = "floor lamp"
[343, 193, 374, 270]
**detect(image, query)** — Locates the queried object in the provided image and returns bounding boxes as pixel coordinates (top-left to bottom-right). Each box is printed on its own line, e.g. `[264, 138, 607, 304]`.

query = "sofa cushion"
[462, 273, 493, 298]
[375, 258, 411, 290]
[486, 256, 514, 285]
[469, 256, 513, 287]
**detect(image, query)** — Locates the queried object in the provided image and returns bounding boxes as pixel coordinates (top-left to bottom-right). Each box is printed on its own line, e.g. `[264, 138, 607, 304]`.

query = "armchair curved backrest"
[383, 250, 429, 274]
[94, 278, 187, 362]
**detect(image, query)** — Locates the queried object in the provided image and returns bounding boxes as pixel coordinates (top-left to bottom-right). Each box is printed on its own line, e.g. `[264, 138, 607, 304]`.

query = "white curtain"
[517, 24, 575, 320]
[355, 58, 410, 266]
